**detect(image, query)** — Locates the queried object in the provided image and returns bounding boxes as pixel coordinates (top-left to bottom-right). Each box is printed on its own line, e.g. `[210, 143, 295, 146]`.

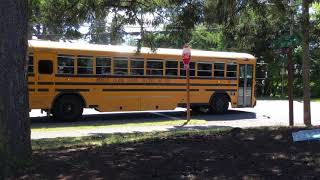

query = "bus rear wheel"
[52, 95, 84, 121]
[210, 94, 229, 114]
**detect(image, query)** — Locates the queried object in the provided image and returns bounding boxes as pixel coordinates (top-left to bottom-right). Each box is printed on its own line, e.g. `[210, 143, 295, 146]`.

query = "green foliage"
[28, 0, 93, 40]
[27, 0, 320, 97]
[189, 25, 225, 50]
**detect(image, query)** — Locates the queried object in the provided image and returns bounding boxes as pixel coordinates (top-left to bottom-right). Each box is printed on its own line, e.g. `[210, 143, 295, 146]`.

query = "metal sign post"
[182, 44, 191, 125]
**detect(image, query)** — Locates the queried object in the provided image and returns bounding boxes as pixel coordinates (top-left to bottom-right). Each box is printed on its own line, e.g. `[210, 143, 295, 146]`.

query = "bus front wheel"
[52, 95, 84, 121]
[210, 94, 229, 114]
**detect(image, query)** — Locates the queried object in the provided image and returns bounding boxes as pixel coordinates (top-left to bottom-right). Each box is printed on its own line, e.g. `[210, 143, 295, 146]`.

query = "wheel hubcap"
[63, 103, 74, 115]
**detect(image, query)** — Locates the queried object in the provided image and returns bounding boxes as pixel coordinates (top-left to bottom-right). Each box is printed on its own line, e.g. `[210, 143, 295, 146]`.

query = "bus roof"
[28, 40, 256, 60]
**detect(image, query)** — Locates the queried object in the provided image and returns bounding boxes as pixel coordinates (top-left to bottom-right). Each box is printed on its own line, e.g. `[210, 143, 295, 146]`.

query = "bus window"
[197, 62, 212, 77]
[96, 57, 111, 75]
[214, 63, 225, 78]
[227, 64, 237, 78]
[180, 62, 195, 76]
[131, 58, 144, 76]
[147, 59, 163, 76]
[77, 56, 93, 75]
[58, 55, 75, 74]
[38, 60, 53, 74]
[114, 57, 128, 75]
[165, 60, 178, 76]
[27, 54, 34, 74]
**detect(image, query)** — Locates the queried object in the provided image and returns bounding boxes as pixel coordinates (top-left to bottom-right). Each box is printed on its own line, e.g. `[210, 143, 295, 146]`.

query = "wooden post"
[288, 48, 294, 126]
[288, 0, 294, 126]
[182, 44, 191, 126]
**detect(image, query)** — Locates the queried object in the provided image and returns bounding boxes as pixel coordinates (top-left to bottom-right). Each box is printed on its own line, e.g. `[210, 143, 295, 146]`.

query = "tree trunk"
[0, 0, 31, 176]
[302, 0, 311, 126]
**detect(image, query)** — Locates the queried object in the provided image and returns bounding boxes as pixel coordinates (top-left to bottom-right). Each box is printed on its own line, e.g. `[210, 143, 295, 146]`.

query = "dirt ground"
[15, 127, 320, 180]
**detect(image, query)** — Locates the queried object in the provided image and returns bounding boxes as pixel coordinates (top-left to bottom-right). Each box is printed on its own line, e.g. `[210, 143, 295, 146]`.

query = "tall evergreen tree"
[302, 0, 311, 126]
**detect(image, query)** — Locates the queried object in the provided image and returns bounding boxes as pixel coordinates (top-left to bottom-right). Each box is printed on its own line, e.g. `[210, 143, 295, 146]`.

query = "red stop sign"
[182, 45, 191, 65]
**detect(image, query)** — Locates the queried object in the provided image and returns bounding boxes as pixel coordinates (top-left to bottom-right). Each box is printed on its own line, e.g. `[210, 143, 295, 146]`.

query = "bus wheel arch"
[51, 92, 86, 121]
[209, 92, 231, 114]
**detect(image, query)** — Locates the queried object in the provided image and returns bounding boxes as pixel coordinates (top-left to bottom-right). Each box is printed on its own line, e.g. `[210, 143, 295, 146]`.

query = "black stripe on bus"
[28, 74, 35, 77]
[55, 89, 90, 92]
[78, 55, 93, 58]
[214, 77, 237, 80]
[102, 89, 199, 92]
[58, 54, 75, 57]
[55, 74, 188, 79]
[38, 89, 49, 92]
[114, 57, 129, 59]
[55, 74, 238, 80]
[28, 82, 35, 85]
[205, 89, 237, 92]
[38, 82, 54, 85]
[177, 103, 210, 108]
[54, 82, 237, 87]
[28, 89, 35, 92]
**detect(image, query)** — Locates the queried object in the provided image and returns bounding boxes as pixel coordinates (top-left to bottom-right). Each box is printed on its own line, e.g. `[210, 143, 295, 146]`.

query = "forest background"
[28, 0, 320, 98]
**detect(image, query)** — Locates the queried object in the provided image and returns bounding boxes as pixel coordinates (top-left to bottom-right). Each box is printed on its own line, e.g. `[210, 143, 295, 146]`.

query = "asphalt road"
[30, 100, 320, 139]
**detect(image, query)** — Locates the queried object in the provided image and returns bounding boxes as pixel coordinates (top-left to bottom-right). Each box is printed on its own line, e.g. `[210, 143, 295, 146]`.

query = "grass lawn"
[31, 126, 230, 150]
[312, 98, 320, 102]
[10, 126, 320, 179]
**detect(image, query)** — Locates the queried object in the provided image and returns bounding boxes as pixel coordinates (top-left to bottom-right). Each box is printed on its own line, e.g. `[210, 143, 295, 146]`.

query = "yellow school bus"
[27, 40, 256, 121]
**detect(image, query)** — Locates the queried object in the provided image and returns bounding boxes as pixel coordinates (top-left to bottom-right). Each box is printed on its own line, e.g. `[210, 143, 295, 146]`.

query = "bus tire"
[52, 95, 84, 121]
[210, 94, 229, 114]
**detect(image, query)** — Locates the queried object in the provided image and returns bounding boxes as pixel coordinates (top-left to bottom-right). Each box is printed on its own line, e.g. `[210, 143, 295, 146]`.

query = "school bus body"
[27, 40, 256, 120]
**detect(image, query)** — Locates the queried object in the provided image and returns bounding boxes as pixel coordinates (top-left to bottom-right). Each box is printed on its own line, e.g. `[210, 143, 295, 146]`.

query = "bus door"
[35, 52, 55, 92]
[238, 64, 253, 107]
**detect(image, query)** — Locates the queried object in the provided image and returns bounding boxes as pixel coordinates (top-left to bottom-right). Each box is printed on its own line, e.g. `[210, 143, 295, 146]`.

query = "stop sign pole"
[182, 44, 191, 125]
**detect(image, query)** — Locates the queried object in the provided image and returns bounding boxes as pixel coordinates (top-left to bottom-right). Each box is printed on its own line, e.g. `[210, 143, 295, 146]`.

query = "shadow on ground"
[17, 127, 320, 179]
[193, 109, 257, 121]
[31, 109, 257, 128]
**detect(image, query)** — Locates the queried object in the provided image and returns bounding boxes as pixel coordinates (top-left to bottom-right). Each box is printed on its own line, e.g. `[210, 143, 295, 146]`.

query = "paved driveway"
[204, 100, 320, 127]
[30, 100, 320, 139]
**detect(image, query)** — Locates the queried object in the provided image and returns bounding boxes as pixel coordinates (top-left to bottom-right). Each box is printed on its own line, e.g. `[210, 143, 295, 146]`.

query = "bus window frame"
[165, 60, 178, 77]
[77, 55, 94, 75]
[146, 59, 164, 76]
[197, 62, 213, 78]
[226, 63, 237, 78]
[96, 56, 112, 75]
[57, 54, 75, 75]
[214, 62, 225, 78]
[27, 53, 34, 75]
[113, 57, 129, 76]
[180, 61, 195, 77]
[130, 58, 145, 76]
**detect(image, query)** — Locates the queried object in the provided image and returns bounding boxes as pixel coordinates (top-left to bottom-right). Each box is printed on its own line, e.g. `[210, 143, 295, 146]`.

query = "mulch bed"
[16, 128, 320, 180]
